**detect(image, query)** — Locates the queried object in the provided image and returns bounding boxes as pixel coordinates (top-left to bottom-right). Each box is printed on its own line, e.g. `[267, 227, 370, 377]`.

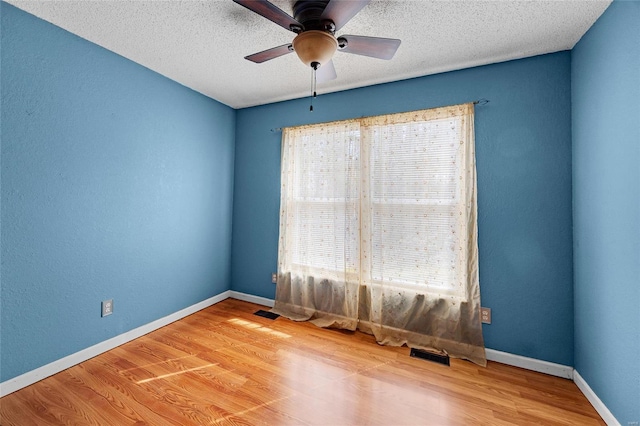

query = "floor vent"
[254, 310, 280, 320]
[409, 348, 450, 366]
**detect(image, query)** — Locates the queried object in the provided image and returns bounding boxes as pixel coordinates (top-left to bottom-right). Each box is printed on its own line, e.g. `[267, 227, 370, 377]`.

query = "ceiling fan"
[233, 0, 401, 83]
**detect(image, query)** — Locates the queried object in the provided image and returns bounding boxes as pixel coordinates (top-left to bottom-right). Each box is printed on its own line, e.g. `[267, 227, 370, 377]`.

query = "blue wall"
[1, 3, 236, 382]
[232, 53, 575, 365]
[572, 1, 640, 423]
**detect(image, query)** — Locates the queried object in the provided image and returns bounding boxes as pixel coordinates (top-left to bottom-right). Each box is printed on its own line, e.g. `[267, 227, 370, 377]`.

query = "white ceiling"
[7, 0, 611, 109]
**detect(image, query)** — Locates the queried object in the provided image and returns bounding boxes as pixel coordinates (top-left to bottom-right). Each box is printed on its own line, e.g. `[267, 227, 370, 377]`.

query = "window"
[362, 116, 468, 298]
[279, 104, 475, 300]
[283, 122, 360, 282]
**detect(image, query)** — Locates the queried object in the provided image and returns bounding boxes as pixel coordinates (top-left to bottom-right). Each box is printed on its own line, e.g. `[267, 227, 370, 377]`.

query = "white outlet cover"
[481, 307, 491, 324]
[102, 299, 113, 317]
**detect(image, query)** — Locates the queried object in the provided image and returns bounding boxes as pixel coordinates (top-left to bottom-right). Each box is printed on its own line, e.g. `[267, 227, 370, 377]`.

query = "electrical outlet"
[271, 273, 277, 284]
[102, 299, 113, 317]
[481, 307, 491, 324]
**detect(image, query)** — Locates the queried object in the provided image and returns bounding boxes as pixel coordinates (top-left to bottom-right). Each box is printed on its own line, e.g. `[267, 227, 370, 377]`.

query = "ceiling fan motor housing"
[292, 0, 333, 31]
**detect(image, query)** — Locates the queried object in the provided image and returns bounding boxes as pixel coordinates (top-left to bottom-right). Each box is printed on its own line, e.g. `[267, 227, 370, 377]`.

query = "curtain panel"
[272, 104, 485, 366]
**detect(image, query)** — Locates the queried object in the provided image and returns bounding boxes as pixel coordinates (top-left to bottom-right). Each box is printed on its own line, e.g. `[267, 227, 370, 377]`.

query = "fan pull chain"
[310, 62, 319, 112]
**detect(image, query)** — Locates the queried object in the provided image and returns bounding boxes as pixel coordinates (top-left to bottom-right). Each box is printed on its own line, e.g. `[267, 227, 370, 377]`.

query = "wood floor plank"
[1, 299, 605, 425]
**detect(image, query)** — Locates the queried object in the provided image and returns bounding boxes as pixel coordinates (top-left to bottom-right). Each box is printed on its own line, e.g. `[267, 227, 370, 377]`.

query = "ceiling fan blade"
[317, 60, 337, 82]
[320, 0, 370, 31]
[233, 0, 302, 33]
[338, 35, 401, 60]
[245, 43, 294, 63]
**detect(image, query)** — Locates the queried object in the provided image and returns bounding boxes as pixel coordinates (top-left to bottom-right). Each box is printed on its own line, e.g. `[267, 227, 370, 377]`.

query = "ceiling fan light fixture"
[292, 30, 338, 67]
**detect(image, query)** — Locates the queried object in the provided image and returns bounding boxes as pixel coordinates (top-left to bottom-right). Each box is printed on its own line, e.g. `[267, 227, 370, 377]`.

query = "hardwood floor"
[1, 298, 604, 425]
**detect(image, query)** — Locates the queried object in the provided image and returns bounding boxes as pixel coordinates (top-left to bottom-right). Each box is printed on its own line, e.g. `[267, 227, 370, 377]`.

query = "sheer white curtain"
[273, 121, 361, 329]
[272, 104, 485, 365]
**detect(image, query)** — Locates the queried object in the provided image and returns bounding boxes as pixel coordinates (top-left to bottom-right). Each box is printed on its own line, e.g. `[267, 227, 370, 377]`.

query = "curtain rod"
[269, 99, 490, 133]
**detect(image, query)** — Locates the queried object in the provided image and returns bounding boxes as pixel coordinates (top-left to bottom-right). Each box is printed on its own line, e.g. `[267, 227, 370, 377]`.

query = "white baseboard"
[573, 370, 621, 426]
[229, 291, 275, 308]
[0, 290, 618, 426]
[485, 348, 574, 379]
[0, 290, 231, 397]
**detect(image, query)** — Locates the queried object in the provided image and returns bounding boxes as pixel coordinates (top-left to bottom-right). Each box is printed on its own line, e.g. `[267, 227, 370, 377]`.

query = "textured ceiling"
[7, 0, 611, 109]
